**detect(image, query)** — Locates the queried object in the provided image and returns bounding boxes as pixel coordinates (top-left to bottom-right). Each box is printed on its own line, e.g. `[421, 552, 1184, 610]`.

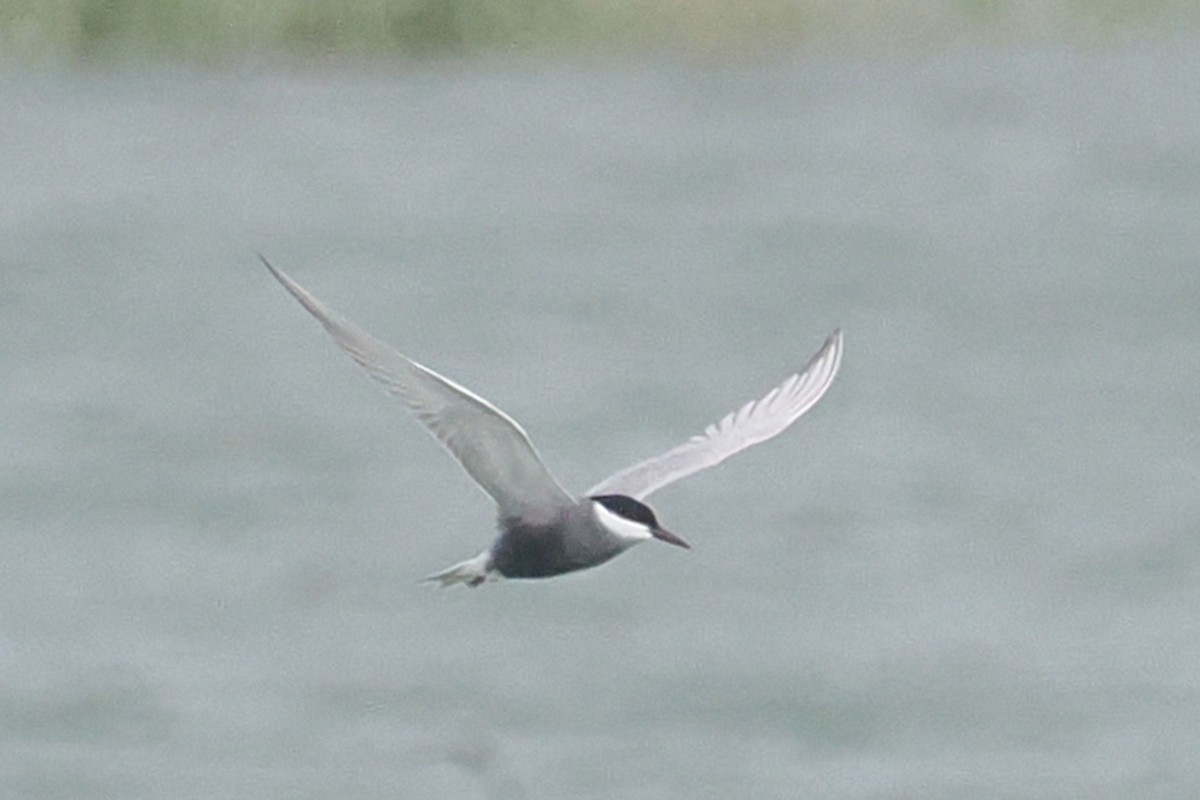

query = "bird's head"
[589, 494, 691, 549]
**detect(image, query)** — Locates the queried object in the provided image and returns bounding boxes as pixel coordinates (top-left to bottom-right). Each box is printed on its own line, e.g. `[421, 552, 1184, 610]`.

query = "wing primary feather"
[261, 257, 574, 518]
[586, 329, 843, 500]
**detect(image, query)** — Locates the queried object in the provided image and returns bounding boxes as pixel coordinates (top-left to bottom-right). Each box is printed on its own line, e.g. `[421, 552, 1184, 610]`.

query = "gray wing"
[262, 257, 574, 519]
[587, 330, 843, 501]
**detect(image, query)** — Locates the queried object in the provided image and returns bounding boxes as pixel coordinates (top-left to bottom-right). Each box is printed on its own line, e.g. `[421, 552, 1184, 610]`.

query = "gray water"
[3, 44, 1200, 799]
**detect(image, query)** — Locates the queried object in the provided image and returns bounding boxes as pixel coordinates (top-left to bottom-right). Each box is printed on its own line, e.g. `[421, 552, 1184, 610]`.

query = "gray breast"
[489, 505, 631, 579]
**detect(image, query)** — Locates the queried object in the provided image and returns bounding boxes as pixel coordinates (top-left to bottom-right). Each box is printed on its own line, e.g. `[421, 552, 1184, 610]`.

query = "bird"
[261, 257, 843, 587]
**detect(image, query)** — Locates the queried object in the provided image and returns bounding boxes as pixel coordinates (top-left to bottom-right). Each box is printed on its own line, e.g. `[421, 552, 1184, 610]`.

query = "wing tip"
[258, 255, 344, 331]
[815, 328, 844, 381]
[826, 328, 844, 357]
[258, 254, 300, 297]
[258, 252, 286, 285]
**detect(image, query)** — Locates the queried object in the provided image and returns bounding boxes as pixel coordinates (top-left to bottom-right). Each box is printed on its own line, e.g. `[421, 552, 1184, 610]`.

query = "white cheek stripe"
[592, 502, 653, 542]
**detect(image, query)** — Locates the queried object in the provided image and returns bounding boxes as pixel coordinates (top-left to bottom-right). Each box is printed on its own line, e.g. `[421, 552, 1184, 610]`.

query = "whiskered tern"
[262, 258, 843, 587]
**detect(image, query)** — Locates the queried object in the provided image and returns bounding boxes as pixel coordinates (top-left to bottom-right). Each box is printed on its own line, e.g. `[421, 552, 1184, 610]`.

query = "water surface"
[2, 45, 1199, 798]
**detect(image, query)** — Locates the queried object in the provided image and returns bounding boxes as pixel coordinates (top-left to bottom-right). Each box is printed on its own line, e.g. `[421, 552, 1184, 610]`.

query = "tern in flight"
[262, 257, 842, 587]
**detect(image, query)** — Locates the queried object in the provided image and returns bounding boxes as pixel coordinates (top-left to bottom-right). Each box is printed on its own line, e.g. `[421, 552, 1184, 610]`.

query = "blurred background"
[3, 3, 1200, 799]
[0, 0, 1198, 62]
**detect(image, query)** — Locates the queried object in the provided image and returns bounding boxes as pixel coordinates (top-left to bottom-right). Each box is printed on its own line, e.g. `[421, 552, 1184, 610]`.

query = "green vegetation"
[0, 0, 1195, 63]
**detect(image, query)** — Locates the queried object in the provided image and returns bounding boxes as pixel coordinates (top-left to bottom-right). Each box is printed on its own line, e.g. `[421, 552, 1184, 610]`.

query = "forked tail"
[423, 551, 494, 588]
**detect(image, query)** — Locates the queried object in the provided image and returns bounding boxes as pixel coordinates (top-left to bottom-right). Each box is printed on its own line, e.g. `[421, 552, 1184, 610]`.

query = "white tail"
[423, 551, 494, 588]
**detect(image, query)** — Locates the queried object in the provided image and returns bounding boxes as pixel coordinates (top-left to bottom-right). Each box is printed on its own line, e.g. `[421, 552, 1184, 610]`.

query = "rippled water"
[3, 44, 1200, 798]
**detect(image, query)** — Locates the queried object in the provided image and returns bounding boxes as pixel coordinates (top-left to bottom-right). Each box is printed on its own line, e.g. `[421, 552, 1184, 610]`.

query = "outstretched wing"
[262, 257, 574, 519]
[587, 330, 843, 500]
